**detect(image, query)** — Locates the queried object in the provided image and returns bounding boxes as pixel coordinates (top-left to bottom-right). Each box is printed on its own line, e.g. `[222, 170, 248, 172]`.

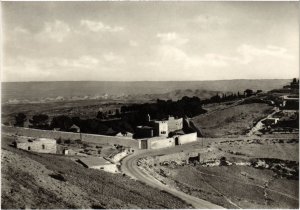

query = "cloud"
[129, 40, 138, 47]
[56, 56, 99, 69]
[37, 20, 71, 42]
[3, 52, 127, 81]
[146, 43, 295, 78]
[102, 52, 125, 64]
[13, 26, 30, 35]
[80, 20, 124, 32]
[157, 32, 188, 46]
[194, 15, 228, 25]
[154, 45, 231, 72]
[237, 44, 293, 64]
[3, 57, 52, 81]
[192, 15, 229, 30]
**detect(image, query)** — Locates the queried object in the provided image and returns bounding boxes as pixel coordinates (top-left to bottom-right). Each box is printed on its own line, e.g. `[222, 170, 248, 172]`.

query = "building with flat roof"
[280, 95, 299, 110]
[167, 116, 183, 132]
[152, 120, 168, 137]
[78, 156, 118, 173]
[15, 136, 57, 154]
[135, 126, 154, 138]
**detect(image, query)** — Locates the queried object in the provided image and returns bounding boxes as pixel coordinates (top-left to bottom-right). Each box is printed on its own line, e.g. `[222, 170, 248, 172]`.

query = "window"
[28, 146, 31, 151]
[161, 131, 166, 134]
[42, 145, 45, 149]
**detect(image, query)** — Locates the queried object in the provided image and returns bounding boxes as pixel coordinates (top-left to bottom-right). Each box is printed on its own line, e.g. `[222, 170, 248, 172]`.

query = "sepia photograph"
[1, 1, 299, 209]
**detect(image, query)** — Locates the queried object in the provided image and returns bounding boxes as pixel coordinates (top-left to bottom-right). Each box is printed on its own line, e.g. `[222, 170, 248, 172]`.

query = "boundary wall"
[138, 132, 198, 149]
[177, 132, 197, 145]
[2, 126, 139, 149]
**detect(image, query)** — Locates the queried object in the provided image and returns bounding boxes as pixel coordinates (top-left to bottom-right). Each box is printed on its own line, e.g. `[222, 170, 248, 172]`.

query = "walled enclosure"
[143, 151, 200, 165]
[3, 126, 139, 149]
[16, 137, 57, 154]
[138, 132, 198, 149]
[168, 117, 183, 132]
[176, 132, 197, 145]
[149, 137, 175, 149]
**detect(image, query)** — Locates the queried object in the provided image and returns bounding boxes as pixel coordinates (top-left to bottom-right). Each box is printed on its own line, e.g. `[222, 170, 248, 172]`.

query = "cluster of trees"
[14, 114, 69, 130]
[13, 90, 260, 135]
[14, 113, 27, 127]
[202, 89, 260, 104]
[14, 112, 133, 136]
[120, 96, 206, 120]
[96, 109, 120, 120]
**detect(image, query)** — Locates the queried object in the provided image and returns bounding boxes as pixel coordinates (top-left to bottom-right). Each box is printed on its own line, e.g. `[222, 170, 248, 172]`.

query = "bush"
[49, 173, 66, 182]
[56, 138, 62, 144]
[220, 157, 228, 166]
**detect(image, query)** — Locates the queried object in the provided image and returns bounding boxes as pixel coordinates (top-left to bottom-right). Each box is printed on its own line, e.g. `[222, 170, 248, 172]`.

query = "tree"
[115, 109, 121, 117]
[51, 115, 73, 131]
[244, 89, 254, 97]
[96, 111, 106, 119]
[14, 113, 27, 127]
[210, 94, 221, 103]
[29, 114, 49, 129]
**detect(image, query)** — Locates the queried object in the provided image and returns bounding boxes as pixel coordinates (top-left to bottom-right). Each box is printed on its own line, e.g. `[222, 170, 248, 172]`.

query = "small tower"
[146, 114, 151, 122]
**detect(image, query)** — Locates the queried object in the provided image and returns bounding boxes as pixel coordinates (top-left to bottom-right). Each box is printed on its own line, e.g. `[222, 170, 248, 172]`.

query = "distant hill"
[2, 79, 291, 103]
[130, 89, 224, 101]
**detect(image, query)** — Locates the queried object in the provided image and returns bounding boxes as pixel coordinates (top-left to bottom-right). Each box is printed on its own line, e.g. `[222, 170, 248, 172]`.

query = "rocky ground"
[1, 136, 190, 209]
[137, 136, 299, 209]
[192, 103, 274, 137]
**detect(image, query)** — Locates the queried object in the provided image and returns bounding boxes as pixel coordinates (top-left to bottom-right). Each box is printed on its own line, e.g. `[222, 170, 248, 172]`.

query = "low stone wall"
[149, 138, 175, 150]
[110, 150, 129, 163]
[183, 118, 203, 137]
[177, 132, 197, 145]
[2, 126, 139, 149]
[143, 151, 200, 165]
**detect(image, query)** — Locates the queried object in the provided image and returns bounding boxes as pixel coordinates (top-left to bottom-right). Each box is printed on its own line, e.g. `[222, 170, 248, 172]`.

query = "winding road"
[121, 142, 224, 209]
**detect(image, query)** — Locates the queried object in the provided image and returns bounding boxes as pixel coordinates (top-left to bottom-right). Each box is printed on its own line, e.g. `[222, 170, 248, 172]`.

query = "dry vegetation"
[192, 103, 274, 137]
[137, 134, 299, 209]
[167, 164, 298, 209]
[1, 136, 190, 209]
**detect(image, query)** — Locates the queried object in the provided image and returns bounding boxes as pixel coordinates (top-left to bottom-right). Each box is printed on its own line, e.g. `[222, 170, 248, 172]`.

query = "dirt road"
[121, 144, 224, 209]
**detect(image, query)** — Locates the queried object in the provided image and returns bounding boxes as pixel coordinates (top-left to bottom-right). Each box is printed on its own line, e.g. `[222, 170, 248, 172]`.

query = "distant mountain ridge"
[2, 79, 291, 103]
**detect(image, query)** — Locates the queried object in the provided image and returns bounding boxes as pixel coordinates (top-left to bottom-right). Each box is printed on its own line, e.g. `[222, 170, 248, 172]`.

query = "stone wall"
[110, 150, 130, 163]
[2, 126, 139, 149]
[16, 139, 57, 154]
[177, 132, 197, 145]
[143, 151, 200, 165]
[183, 118, 203, 137]
[168, 117, 183, 132]
[149, 137, 175, 149]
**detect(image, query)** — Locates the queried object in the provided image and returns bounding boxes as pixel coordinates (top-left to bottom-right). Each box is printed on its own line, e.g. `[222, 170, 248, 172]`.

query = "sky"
[2, 1, 299, 82]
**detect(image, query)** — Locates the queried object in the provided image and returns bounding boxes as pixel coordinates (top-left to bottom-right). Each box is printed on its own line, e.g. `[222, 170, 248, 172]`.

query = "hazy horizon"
[1, 78, 296, 83]
[2, 2, 299, 82]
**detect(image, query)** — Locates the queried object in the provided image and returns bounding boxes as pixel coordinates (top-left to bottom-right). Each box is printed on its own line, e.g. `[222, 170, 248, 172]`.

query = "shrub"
[65, 139, 71, 144]
[220, 157, 228, 166]
[49, 173, 66, 182]
[56, 138, 62, 144]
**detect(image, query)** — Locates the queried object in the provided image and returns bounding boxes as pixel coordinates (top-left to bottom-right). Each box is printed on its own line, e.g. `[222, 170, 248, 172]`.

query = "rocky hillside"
[1, 136, 190, 209]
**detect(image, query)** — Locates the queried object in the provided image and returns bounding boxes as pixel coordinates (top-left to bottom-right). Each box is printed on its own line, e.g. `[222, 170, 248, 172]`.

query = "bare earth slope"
[192, 103, 273, 137]
[1, 136, 189, 209]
